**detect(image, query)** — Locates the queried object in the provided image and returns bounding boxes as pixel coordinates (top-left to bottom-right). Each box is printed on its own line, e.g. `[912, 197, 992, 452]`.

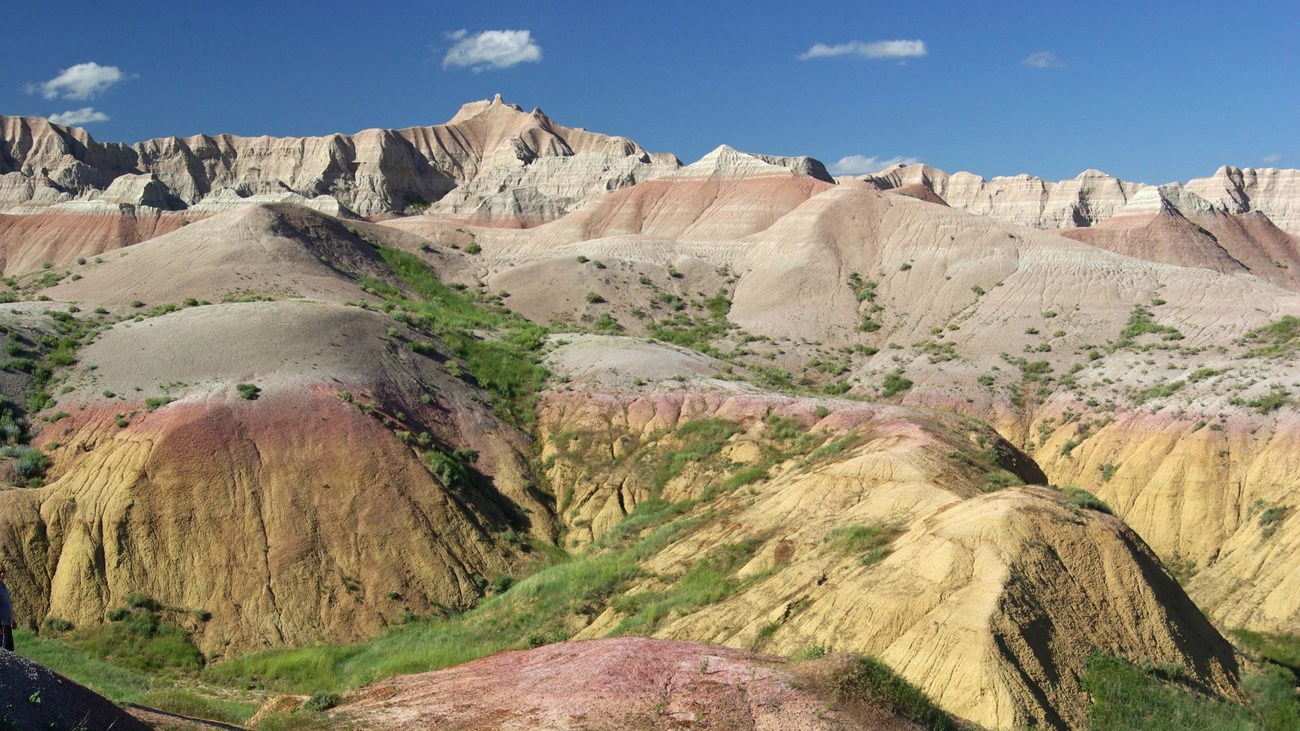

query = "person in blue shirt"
[0, 564, 13, 651]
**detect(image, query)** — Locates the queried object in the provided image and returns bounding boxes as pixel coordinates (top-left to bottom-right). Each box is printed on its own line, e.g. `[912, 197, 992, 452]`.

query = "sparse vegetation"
[826, 522, 898, 566]
[1239, 316, 1300, 359]
[1063, 487, 1113, 515]
[371, 247, 549, 428]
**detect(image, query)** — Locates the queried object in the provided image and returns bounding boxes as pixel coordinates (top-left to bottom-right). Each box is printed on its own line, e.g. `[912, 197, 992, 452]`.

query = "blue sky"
[4, 1, 1297, 183]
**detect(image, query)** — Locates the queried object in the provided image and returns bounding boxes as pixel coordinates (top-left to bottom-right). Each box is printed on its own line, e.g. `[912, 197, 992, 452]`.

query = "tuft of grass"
[651, 418, 742, 490]
[1063, 487, 1113, 515]
[1118, 305, 1183, 346]
[136, 688, 256, 725]
[14, 628, 151, 701]
[1239, 315, 1300, 359]
[826, 523, 898, 566]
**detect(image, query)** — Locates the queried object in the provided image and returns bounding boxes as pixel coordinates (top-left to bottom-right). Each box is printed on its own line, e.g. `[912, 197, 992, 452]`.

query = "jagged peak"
[447, 94, 528, 125]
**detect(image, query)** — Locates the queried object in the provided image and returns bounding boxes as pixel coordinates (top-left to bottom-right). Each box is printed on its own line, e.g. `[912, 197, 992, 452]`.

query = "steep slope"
[1187, 166, 1300, 236]
[1059, 185, 1300, 289]
[532, 346, 1242, 730]
[0, 299, 551, 656]
[403, 168, 1300, 646]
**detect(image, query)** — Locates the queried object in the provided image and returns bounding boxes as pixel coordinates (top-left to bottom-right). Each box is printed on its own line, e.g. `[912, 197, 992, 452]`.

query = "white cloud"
[48, 107, 110, 126]
[29, 62, 127, 100]
[443, 29, 542, 71]
[1021, 51, 1064, 69]
[1261, 153, 1284, 164]
[798, 39, 927, 61]
[828, 154, 920, 176]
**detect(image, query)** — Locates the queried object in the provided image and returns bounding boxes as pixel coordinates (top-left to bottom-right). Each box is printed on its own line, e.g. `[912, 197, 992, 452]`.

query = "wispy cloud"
[1021, 51, 1064, 69]
[48, 107, 110, 126]
[443, 29, 542, 71]
[27, 62, 128, 100]
[829, 154, 920, 176]
[798, 40, 927, 62]
[1261, 153, 1284, 165]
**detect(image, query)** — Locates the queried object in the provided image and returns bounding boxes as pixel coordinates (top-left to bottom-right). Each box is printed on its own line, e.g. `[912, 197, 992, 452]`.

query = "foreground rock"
[335, 637, 932, 730]
[0, 651, 148, 730]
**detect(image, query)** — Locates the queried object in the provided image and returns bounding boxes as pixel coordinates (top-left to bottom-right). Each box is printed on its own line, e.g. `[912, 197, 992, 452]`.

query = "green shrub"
[465, 242, 482, 255]
[304, 691, 340, 712]
[12, 447, 50, 480]
[1239, 315, 1300, 359]
[235, 383, 261, 400]
[144, 396, 174, 411]
[124, 593, 162, 611]
[41, 617, 74, 633]
[881, 370, 912, 397]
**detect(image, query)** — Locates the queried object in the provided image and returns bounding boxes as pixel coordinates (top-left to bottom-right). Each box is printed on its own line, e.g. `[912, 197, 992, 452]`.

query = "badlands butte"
[0, 95, 1298, 729]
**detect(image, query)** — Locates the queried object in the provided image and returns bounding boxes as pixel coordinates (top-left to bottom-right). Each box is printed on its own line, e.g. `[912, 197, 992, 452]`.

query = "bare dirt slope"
[0, 208, 187, 274]
[43, 203, 424, 308]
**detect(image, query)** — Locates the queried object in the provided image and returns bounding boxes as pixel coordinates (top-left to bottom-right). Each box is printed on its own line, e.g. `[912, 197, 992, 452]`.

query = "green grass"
[828, 656, 954, 730]
[1133, 379, 1185, 405]
[1239, 316, 1300, 359]
[1080, 652, 1299, 731]
[206, 548, 640, 693]
[826, 523, 899, 566]
[609, 538, 762, 635]
[74, 607, 204, 673]
[882, 369, 913, 397]
[15, 628, 152, 701]
[16, 629, 257, 724]
[1118, 305, 1184, 346]
[651, 418, 743, 490]
[372, 247, 549, 428]
[1232, 630, 1300, 673]
[136, 688, 258, 724]
[205, 478, 756, 698]
[1063, 487, 1113, 515]
[207, 499, 712, 695]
